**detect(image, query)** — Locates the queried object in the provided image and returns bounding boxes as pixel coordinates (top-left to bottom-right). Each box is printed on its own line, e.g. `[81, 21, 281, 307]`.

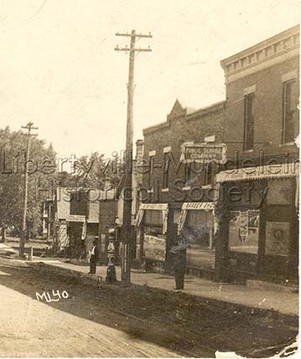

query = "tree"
[0, 126, 57, 237]
[71, 152, 123, 190]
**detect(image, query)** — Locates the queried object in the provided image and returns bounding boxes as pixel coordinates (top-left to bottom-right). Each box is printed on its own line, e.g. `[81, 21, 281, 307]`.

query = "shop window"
[282, 80, 298, 144]
[228, 210, 259, 254]
[185, 210, 213, 248]
[265, 221, 290, 256]
[144, 210, 163, 227]
[243, 93, 254, 151]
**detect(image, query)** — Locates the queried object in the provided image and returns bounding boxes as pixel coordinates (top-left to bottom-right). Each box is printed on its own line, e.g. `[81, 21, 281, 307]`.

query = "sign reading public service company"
[181, 142, 227, 164]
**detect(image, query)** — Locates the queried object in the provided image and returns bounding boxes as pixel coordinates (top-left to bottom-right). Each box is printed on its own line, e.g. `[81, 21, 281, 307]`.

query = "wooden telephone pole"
[115, 30, 152, 285]
[20, 122, 38, 256]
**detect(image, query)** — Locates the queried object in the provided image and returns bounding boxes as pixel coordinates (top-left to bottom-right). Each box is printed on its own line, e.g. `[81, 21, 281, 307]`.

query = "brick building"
[137, 99, 226, 274]
[215, 25, 299, 283]
[138, 25, 299, 284]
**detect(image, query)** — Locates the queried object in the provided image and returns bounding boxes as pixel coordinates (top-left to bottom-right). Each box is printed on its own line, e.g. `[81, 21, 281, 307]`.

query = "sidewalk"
[29, 258, 298, 316]
[0, 242, 18, 255]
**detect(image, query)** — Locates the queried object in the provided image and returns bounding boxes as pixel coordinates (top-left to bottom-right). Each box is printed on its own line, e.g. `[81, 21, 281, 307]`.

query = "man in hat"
[88, 238, 99, 274]
[170, 234, 187, 290]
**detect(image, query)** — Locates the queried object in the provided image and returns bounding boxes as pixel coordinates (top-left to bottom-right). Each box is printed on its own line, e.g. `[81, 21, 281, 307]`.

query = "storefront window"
[144, 210, 163, 227]
[185, 210, 213, 248]
[228, 210, 260, 254]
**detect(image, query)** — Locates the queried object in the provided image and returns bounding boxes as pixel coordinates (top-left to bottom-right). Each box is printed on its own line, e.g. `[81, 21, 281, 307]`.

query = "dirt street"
[0, 257, 298, 358]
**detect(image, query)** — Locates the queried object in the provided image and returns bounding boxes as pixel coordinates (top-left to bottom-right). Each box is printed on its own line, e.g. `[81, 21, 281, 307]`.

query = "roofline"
[220, 25, 299, 68]
[143, 100, 225, 135]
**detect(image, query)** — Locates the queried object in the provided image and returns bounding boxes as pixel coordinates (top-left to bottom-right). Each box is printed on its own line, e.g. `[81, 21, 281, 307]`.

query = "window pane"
[243, 93, 254, 151]
[144, 210, 163, 226]
[283, 80, 298, 143]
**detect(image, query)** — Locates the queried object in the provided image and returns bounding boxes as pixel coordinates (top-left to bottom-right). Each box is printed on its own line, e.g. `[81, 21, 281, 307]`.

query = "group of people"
[87, 234, 188, 291]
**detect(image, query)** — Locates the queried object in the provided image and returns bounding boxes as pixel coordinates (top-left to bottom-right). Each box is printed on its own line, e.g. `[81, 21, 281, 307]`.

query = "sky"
[0, 0, 299, 162]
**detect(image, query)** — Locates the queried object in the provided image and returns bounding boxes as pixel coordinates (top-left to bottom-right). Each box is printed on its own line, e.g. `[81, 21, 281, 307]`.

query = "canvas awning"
[136, 203, 169, 234]
[178, 202, 215, 233]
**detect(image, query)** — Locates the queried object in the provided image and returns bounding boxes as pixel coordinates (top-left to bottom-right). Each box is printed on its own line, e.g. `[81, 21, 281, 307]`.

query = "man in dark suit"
[89, 239, 99, 274]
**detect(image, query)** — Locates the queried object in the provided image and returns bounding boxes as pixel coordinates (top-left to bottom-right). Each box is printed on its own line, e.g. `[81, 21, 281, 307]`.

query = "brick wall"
[224, 57, 299, 165]
[141, 101, 225, 206]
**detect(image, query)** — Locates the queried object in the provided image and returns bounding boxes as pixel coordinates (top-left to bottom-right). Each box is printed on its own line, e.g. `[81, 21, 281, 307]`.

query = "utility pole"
[115, 30, 152, 285]
[20, 122, 38, 256]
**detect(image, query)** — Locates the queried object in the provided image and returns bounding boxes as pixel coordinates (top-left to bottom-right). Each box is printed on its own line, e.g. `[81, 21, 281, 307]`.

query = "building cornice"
[220, 25, 299, 84]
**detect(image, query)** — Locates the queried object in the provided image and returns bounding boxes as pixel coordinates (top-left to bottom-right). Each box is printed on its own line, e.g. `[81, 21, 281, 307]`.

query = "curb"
[28, 262, 122, 290]
[27, 261, 298, 318]
[247, 280, 298, 293]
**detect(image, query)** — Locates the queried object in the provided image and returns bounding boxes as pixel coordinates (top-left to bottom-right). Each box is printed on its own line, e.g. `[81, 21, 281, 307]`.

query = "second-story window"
[282, 79, 298, 144]
[243, 92, 255, 151]
[148, 151, 155, 190]
[162, 148, 172, 189]
[162, 152, 169, 189]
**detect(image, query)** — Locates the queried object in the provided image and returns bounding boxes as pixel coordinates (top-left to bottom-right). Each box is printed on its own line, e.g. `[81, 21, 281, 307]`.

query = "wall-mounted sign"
[182, 202, 215, 210]
[66, 215, 86, 223]
[139, 203, 168, 210]
[265, 221, 290, 256]
[216, 163, 298, 183]
[181, 143, 227, 164]
[144, 235, 166, 261]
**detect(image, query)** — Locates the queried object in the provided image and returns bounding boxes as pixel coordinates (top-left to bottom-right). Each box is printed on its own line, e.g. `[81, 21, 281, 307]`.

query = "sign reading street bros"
[181, 143, 227, 164]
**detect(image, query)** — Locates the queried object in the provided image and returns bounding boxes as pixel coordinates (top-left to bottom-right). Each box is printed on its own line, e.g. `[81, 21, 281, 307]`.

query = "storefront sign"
[182, 202, 215, 210]
[139, 203, 168, 210]
[181, 143, 226, 164]
[216, 163, 298, 183]
[265, 222, 290, 256]
[144, 235, 166, 261]
[66, 215, 86, 223]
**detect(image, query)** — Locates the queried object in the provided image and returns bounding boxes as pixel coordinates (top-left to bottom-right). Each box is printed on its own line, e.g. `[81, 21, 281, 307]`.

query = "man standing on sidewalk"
[170, 233, 187, 290]
[88, 239, 99, 274]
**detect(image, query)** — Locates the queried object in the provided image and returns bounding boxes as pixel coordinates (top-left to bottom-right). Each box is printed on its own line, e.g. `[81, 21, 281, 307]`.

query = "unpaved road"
[0, 260, 179, 358]
[0, 257, 298, 358]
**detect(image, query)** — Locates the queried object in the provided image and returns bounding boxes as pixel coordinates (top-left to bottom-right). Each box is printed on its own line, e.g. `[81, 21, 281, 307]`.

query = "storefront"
[215, 163, 299, 283]
[136, 203, 169, 271]
[177, 202, 216, 275]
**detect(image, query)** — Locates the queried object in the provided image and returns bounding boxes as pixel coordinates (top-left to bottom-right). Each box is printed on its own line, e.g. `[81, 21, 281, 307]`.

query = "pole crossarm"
[116, 32, 152, 38]
[115, 47, 152, 52]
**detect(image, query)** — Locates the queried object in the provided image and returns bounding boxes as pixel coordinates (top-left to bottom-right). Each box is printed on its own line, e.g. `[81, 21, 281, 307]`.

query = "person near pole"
[88, 239, 99, 274]
[170, 232, 187, 290]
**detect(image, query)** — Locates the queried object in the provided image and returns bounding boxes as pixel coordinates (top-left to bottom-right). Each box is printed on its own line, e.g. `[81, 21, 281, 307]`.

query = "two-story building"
[215, 25, 299, 283]
[137, 99, 226, 275]
[138, 25, 299, 284]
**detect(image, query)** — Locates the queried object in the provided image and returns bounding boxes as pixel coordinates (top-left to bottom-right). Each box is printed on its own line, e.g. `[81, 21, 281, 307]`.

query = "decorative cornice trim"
[221, 26, 299, 84]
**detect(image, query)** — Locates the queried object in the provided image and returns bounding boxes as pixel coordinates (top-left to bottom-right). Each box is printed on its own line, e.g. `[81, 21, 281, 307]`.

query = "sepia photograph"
[0, 0, 299, 357]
